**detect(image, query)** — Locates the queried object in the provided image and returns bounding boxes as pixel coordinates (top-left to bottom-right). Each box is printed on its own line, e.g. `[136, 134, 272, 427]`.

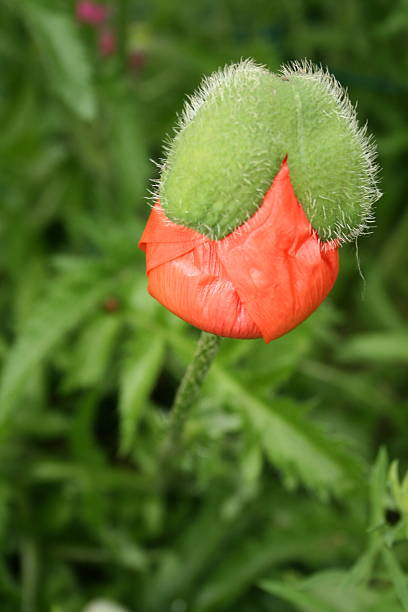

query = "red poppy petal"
[146, 242, 260, 338]
[217, 161, 339, 341]
[139, 203, 207, 273]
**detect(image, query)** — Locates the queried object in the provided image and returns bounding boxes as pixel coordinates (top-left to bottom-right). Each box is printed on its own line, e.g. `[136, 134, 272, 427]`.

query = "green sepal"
[159, 60, 380, 242]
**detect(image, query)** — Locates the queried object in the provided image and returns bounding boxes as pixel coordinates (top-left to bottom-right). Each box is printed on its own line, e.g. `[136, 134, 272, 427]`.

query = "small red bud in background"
[99, 28, 116, 56]
[76, 1, 108, 26]
[103, 297, 120, 313]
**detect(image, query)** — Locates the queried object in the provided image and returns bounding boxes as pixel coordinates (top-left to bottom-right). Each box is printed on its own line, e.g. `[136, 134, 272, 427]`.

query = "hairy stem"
[164, 332, 221, 459]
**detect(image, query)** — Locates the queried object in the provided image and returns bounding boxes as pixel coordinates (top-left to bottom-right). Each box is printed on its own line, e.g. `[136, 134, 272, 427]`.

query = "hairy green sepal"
[159, 61, 379, 242]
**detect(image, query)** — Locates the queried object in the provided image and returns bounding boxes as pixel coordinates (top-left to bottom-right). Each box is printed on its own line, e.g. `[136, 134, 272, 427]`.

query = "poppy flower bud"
[139, 60, 380, 342]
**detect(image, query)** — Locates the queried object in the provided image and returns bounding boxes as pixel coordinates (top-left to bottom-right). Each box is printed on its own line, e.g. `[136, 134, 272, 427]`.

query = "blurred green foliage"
[1, 0, 408, 610]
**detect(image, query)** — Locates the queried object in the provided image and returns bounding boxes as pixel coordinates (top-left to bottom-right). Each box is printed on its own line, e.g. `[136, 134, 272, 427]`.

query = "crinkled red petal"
[138, 159, 339, 342]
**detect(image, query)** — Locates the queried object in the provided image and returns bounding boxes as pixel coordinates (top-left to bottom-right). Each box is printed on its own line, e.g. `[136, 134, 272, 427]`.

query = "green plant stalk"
[117, 0, 129, 68]
[165, 331, 221, 456]
[21, 537, 39, 612]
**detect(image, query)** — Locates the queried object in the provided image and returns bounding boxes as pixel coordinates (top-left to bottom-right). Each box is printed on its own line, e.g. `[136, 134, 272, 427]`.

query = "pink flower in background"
[76, 1, 108, 25]
[99, 29, 116, 56]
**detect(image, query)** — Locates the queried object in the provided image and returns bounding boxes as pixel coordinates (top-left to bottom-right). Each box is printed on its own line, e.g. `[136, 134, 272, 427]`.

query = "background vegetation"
[1, 1, 408, 610]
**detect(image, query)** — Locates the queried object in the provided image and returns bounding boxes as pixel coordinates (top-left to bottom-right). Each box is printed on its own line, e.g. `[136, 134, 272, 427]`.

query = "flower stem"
[164, 332, 221, 458]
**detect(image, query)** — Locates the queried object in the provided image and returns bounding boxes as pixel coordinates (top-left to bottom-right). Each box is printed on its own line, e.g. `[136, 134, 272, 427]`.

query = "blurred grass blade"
[363, 273, 404, 329]
[118, 332, 165, 454]
[106, 96, 150, 210]
[0, 268, 113, 425]
[339, 332, 408, 364]
[383, 548, 408, 612]
[301, 360, 391, 413]
[20, 2, 96, 120]
[370, 447, 388, 529]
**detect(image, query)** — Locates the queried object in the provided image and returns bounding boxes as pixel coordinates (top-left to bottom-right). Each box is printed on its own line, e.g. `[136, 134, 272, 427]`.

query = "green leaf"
[20, 2, 96, 120]
[63, 314, 122, 390]
[143, 491, 232, 611]
[345, 450, 389, 588]
[383, 548, 408, 612]
[118, 332, 165, 454]
[259, 570, 402, 612]
[301, 360, 391, 413]
[211, 368, 362, 495]
[192, 501, 358, 612]
[164, 333, 362, 496]
[219, 323, 312, 392]
[0, 268, 113, 425]
[194, 531, 322, 612]
[259, 578, 331, 612]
